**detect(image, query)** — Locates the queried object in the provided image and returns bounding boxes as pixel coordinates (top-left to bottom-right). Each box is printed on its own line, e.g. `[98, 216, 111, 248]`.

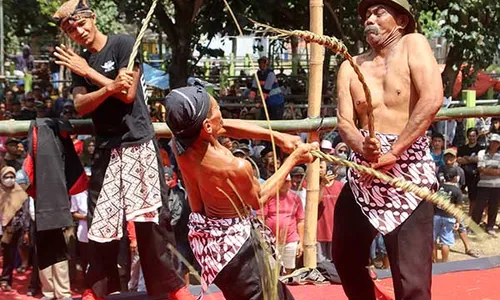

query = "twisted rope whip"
[251, 20, 375, 138]
[127, 0, 159, 71]
[310, 150, 486, 238]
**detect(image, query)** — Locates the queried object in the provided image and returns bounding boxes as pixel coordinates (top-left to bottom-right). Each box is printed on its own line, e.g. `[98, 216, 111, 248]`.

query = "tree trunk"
[441, 46, 463, 98]
[165, 4, 195, 90]
[291, 36, 299, 75]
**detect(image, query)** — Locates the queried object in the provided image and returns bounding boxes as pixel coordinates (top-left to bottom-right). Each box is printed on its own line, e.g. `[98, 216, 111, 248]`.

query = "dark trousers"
[86, 222, 184, 297]
[332, 185, 434, 300]
[214, 237, 295, 300]
[472, 187, 500, 230]
[86, 140, 184, 297]
[78, 241, 88, 278]
[0, 230, 22, 285]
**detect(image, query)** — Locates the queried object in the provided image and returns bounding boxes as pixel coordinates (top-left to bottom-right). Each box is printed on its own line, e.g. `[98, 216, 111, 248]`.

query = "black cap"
[5, 138, 21, 145]
[443, 166, 458, 182]
[164, 86, 211, 155]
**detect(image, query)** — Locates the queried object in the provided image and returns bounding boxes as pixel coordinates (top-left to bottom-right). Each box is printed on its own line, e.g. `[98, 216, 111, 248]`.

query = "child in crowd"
[433, 167, 463, 263]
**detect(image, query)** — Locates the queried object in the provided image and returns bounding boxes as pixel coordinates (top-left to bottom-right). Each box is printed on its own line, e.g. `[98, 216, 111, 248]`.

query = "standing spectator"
[458, 128, 483, 215]
[472, 133, 500, 235]
[248, 56, 285, 120]
[11, 99, 22, 120]
[260, 175, 304, 274]
[70, 189, 89, 278]
[431, 132, 445, 168]
[317, 160, 343, 262]
[452, 119, 466, 148]
[80, 137, 95, 169]
[333, 142, 350, 183]
[433, 167, 463, 263]
[289, 166, 307, 209]
[7, 45, 35, 74]
[52, 87, 71, 118]
[48, 45, 62, 90]
[489, 117, 500, 135]
[437, 148, 479, 257]
[4, 138, 23, 171]
[0, 166, 30, 291]
[164, 167, 194, 285]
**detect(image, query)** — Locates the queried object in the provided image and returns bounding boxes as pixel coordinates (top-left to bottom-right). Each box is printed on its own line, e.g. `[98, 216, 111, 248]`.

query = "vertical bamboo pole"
[304, 0, 324, 268]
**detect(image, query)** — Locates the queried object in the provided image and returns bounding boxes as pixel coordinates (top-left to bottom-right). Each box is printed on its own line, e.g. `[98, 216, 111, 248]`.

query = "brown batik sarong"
[348, 130, 438, 235]
[87, 140, 162, 243]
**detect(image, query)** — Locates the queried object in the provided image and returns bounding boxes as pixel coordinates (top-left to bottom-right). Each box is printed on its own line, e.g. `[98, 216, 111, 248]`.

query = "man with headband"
[52, 1, 195, 299]
[333, 1, 443, 299]
[165, 86, 317, 299]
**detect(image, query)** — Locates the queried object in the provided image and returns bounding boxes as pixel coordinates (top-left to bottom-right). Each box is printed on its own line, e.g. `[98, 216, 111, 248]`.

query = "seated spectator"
[433, 167, 463, 263]
[260, 174, 304, 274]
[18, 95, 37, 120]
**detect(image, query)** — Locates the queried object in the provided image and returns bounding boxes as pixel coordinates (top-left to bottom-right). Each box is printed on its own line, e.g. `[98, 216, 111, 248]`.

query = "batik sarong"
[87, 140, 162, 243]
[348, 130, 438, 234]
[188, 212, 275, 293]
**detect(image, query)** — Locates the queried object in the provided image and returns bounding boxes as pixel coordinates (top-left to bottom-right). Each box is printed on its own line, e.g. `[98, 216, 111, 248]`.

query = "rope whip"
[251, 20, 375, 138]
[311, 150, 486, 237]
[126, 0, 159, 71]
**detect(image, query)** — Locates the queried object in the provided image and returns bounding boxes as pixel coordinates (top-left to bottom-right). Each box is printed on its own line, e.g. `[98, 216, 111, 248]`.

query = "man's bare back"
[176, 141, 257, 218]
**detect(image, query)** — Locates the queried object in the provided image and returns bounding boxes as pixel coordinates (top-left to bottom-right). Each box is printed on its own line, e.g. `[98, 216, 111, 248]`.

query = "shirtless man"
[333, 1, 443, 299]
[165, 86, 317, 300]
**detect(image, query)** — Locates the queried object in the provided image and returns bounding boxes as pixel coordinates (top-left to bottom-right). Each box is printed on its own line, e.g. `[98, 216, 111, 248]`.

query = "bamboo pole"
[303, 0, 324, 269]
[1, 106, 500, 137]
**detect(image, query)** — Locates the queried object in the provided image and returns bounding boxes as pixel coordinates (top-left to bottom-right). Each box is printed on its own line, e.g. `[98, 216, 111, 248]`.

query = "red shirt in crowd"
[261, 191, 304, 244]
[317, 180, 344, 242]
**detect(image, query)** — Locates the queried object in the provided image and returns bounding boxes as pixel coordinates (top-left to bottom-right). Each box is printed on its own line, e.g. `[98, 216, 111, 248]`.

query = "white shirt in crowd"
[289, 188, 307, 209]
[70, 191, 89, 243]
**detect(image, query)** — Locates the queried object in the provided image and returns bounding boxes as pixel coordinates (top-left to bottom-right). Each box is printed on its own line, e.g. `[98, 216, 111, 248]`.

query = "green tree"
[415, 1, 500, 97]
[37, 0, 124, 34]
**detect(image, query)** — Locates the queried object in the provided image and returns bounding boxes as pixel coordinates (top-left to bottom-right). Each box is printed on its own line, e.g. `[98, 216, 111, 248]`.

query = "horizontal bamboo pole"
[1, 105, 499, 137]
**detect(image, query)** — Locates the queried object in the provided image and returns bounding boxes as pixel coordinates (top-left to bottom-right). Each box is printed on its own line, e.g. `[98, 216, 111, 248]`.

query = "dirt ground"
[442, 210, 499, 262]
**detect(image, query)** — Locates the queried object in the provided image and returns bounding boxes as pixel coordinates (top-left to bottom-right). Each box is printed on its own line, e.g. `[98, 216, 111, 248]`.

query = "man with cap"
[289, 166, 307, 209]
[51, 1, 194, 299]
[248, 56, 285, 120]
[165, 86, 315, 299]
[334, 0, 443, 299]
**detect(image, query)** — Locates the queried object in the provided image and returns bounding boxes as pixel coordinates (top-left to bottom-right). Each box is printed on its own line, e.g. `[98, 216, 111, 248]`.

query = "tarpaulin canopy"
[439, 65, 500, 98]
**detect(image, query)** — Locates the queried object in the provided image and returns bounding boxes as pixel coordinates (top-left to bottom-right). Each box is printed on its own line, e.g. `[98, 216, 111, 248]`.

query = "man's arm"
[55, 45, 139, 103]
[296, 220, 304, 257]
[217, 118, 302, 153]
[73, 70, 132, 115]
[390, 34, 443, 156]
[336, 60, 365, 155]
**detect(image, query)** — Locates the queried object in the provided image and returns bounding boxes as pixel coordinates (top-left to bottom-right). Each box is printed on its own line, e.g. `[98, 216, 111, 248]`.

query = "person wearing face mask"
[0, 166, 30, 291]
[333, 143, 350, 183]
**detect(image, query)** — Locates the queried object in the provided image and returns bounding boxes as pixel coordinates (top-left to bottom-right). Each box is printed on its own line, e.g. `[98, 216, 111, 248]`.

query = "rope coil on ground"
[251, 20, 375, 138]
[310, 150, 487, 238]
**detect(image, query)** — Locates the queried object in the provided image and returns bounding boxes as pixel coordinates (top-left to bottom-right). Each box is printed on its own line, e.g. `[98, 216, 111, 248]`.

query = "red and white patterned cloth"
[348, 130, 438, 235]
[88, 140, 162, 243]
[188, 212, 275, 293]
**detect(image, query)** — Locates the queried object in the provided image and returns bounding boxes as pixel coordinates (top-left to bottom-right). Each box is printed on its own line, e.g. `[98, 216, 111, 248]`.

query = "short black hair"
[443, 166, 458, 182]
[431, 132, 444, 141]
[466, 128, 478, 136]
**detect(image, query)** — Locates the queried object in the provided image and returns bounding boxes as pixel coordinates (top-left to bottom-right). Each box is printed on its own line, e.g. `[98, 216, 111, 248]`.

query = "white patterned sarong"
[348, 130, 438, 235]
[88, 140, 162, 243]
[188, 212, 275, 293]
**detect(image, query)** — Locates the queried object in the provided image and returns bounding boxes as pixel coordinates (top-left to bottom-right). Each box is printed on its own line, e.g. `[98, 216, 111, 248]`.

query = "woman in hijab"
[334, 143, 350, 183]
[0, 166, 29, 291]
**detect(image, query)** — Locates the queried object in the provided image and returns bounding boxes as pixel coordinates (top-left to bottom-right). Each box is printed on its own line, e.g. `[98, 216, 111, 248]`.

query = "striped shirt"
[477, 149, 500, 188]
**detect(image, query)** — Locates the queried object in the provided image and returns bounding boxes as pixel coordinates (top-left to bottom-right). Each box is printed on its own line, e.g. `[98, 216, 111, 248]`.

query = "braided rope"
[127, 0, 159, 71]
[251, 20, 375, 138]
[310, 150, 487, 238]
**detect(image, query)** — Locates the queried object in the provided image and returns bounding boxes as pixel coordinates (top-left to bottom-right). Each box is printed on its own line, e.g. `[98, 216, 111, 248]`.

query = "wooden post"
[464, 90, 476, 132]
[304, 0, 324, 268]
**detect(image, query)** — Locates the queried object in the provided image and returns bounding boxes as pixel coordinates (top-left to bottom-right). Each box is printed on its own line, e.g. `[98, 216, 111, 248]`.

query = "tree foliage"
[414, 0, 500, 96]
